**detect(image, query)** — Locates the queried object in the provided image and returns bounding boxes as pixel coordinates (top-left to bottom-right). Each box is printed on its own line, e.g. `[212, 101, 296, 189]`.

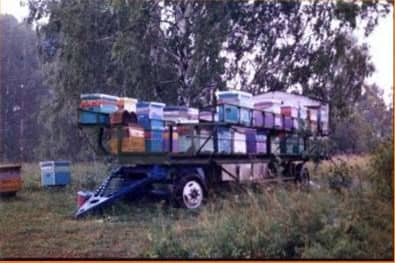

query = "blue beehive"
[218, 105, 240, 124]
[39, 161, 71, 187]
[80, 93, 120, 114]
[137, 114, 164, 130]
[137, 101, 165, 120]
[145, 129, 164, 152]
[239, 108, 252, 126]
[78, 109, 109, 125]
[217, 127, 232, 154]
[216, 90, 254, 108]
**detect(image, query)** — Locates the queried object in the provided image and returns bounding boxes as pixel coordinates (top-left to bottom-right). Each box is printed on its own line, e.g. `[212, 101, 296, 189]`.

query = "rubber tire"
[173, 174, 205, 209]
[296, 164, 310, 186]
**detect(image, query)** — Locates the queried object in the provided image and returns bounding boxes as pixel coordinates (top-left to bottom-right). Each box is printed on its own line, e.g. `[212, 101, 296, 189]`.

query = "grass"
[0, 156, 393, 259]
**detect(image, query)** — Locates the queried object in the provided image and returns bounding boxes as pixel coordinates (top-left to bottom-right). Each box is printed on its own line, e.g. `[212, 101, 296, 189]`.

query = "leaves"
[19, 0, 392, 159]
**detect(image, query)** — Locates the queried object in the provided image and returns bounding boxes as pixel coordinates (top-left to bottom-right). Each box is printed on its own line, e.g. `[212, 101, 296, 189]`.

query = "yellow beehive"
[118, 97, 137, 113]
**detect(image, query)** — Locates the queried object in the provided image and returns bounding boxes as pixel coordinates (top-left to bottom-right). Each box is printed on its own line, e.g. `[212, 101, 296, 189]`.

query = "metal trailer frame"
[75, 103, 328, 218]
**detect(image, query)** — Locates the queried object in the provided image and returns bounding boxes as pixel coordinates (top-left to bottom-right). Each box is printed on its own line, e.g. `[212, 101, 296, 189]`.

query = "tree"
[331, 84, 393, 154]
[0, 14, 45, 161]
[25, 0, 391, 159]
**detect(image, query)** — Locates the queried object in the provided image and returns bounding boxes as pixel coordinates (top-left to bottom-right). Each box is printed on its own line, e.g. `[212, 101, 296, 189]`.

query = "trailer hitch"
[74, 165, 168, 219]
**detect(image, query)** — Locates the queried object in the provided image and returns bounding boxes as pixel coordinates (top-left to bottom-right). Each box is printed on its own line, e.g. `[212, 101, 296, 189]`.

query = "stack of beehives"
[78, 90, 329, 156]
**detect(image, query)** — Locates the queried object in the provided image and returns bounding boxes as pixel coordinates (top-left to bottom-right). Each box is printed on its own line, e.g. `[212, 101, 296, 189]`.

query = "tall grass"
[144, 156, 393, 259]
[0, 155, 392, 259]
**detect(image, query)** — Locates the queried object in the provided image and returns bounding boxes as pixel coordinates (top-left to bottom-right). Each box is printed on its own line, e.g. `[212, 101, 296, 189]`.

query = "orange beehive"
[108, 125, 145, 154]
[0, 164, 22, 194]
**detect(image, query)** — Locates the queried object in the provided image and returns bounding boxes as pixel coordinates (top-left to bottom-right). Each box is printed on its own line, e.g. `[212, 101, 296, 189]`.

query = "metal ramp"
[74, 165, 167, 218]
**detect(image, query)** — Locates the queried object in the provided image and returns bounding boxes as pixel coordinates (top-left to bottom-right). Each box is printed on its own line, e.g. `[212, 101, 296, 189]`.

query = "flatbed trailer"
[74, 117, 323, 218]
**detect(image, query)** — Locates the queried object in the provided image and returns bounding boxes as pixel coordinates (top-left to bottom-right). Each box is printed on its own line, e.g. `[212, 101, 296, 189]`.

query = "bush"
[143, 158, 393, 259]
[370, 138, 393, 201]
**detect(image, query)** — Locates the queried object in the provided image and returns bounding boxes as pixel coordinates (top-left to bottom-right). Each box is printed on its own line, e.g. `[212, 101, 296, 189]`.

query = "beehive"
[136, 101, 165, 120]
[232, 127, 247, 154]
[80, 93, 120, 113]
[118, 97, 137, 113]
[0, 164, 22, 194]
[108, 125, 145, 154]
[145, 129, 164, 152]
[39, 161, 70, 187]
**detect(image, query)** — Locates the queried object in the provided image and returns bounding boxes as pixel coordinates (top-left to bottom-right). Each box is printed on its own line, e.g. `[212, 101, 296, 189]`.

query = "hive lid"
[80, 93, 120, 101]
[137, 101, 166, 108]
[0, 163, 22, 169]
[39, 160, 71, 167]
[216, 90, 253, 98]
[164, 106, 188, 111]
[119, 97, 138, 103]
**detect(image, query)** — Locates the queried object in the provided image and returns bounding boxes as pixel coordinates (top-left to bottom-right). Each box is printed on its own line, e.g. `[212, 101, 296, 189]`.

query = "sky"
[0, 0, 393, 105]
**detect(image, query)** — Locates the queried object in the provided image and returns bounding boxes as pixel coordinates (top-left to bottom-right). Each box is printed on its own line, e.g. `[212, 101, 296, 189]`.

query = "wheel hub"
[182, 181, 203, 209]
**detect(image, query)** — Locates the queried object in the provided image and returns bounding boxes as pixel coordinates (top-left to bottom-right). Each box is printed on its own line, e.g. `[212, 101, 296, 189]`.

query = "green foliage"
[327, 159, 353, 191]
[331, 84, 393, 154]
[370, 138, 394, 201]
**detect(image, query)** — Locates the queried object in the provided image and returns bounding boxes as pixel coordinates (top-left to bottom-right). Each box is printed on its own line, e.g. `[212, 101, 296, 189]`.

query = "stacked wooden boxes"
[216, 90, 253, 126]
[217, 127, 232, 154]
[256, 132, 267, 154]
[244, 128, 257, 153]
[137, 101, 166, 152]
[0, 164, 22, 194]
[110, 97, 138, 126]
[233, 127, 267, 155]
[79, 94, 120, 125]
[118, 97, 138, 113]
[39, 161, 70, 187]
[164, 106, 199, 124]
[307, 106, 319, 135]
[253, 101, 278, 129]
[108, 125, 145, 154]
[232, 127, 247, 154]
[281, 106, 297, 131]
[163, 126, 179, 152]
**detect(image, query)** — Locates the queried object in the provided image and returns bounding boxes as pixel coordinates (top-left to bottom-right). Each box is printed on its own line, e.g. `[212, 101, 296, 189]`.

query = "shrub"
[370, 138, 393, 201]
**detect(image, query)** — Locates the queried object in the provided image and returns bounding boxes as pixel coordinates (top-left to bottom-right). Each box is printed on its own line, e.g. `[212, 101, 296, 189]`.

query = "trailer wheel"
[174, 175, 205, 209]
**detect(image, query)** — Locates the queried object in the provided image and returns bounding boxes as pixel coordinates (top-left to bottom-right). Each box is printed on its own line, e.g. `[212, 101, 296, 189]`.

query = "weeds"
[0, 156, 393, 259]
